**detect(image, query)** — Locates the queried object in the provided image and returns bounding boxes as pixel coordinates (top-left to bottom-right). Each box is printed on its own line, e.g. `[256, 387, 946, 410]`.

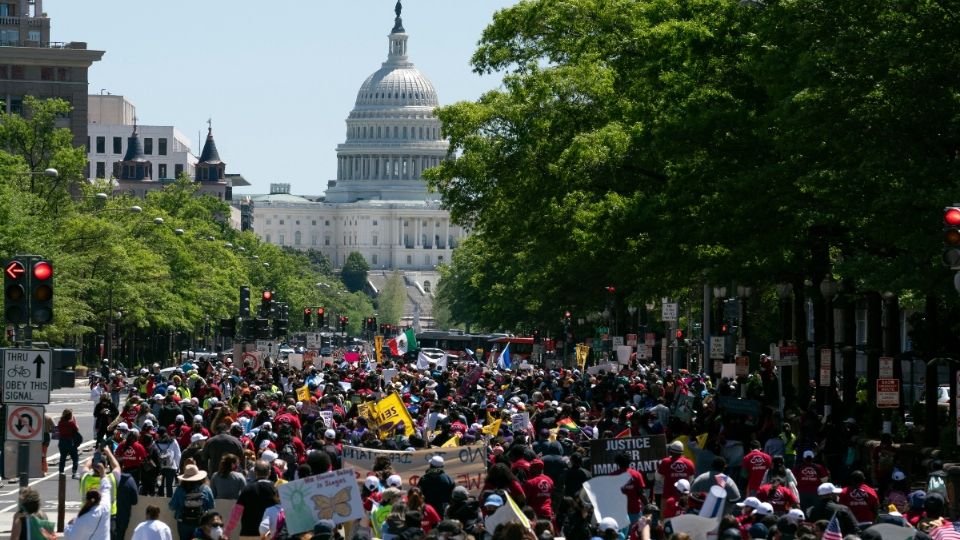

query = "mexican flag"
[388, 329, 418, 356]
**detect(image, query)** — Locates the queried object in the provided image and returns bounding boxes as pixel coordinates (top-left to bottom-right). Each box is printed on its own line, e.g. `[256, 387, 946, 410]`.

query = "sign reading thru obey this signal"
[2, 349, 51, 404]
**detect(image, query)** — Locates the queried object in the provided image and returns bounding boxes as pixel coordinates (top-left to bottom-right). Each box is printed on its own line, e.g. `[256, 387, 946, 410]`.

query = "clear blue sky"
[46, 1, 517, 195]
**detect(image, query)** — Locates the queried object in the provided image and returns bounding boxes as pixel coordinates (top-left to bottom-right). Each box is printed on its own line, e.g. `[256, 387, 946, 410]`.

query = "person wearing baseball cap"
[806, 482, 858, 535]
[657, 440, 694, 504]
[418, 455, 455, 515]
[663, 479, 692, 518]
[794, 450, 828, 512]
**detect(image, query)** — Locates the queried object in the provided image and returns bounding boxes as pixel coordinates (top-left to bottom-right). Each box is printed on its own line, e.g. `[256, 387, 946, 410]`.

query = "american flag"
[822, 513, 843, 540]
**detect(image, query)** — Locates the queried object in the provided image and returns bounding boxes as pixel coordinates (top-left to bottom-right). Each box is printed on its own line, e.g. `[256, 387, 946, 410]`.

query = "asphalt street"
[0, 383, 96, 532]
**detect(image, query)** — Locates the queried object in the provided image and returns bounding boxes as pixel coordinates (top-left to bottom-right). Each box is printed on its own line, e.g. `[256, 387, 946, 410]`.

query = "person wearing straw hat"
[169, 464, 214, 540]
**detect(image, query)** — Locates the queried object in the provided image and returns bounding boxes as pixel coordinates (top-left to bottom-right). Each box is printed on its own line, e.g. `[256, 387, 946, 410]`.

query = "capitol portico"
[243, 1, 464, 280]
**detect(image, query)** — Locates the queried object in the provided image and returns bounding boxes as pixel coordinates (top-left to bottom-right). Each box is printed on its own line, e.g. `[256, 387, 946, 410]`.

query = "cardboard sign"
[287, 353, 303, 370]
[278, 467, 364, 533]
[341, 444, 488, 494]
[735, 355, 749, 376]
[588, 435, 667, 475]
[616, 345, 632, 365]
[587, 362, 619, 375]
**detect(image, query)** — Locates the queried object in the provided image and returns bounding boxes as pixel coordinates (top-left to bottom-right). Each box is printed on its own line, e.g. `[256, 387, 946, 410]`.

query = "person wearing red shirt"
[657, 441, 694, 506]
[168, 415, 192, 450]
[523, 459, 555, 521]
[756, 476, 799, 514]
[741, 441, 772, 496]
[663, 479, 692, 519]
[115, 430, 148, 487]
[119, 400, 141, 427]
[839, 470, 880, 525]
[793, 450, 829, 511]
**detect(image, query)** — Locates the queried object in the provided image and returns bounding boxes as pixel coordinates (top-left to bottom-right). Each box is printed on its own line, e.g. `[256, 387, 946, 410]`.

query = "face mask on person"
[208, 526, 224, 540]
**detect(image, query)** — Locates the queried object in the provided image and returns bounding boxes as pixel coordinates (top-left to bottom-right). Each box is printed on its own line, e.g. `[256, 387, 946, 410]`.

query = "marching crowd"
[9, 347, 958, 540]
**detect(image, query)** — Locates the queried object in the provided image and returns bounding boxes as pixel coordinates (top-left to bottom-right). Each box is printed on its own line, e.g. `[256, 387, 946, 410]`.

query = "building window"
[438, 255, 444, 264]
[0, 66, 7, 80]
[312, 233, 319, 246]
[85, 137, 90, 152]
[158, 138, 167, 155]
[279, 219, 284, 225]
[295, 220, 300, 225]
[424, 255, 431, 265]
[40, 67, 53, 81]
[10, 65, 23, 80]
[312, 220, 317, 226]
[266, 234, 271, 243]
[294, 231, 301, 245]
[158, 164, 167, 178]
[175, 164, 183, 177]
[372, 254, 378, 265]
[325, 236, 331, 246]
[279, 234, 285, 245]
[113, 137, 122, 154]
[96, 136, 105, 153]
[95, 162, 105, 178]
[373, 220, 378, 226]
[325, 220, 330, 226]
[406, 255, 412, 265]
[144, 138, 153, 155]
[57, 68, 69, 81]
[9, 98, 21, 115]
[266, 219, 272, 225]
[424, 281, 431, 293]
[372, 235, 378, 246]
[27, 31, 39, 43]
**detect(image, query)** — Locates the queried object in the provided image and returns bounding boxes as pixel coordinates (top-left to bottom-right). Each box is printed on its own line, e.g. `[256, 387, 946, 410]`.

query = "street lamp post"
[627, 305, 637, 334]
[776, 282, 794, 407]
[712, 286, 727, 366]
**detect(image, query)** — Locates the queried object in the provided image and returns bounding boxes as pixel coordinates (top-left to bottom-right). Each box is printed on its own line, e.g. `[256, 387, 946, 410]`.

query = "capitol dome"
[355, 66, 439, 108]
[325, 0, 448, 204]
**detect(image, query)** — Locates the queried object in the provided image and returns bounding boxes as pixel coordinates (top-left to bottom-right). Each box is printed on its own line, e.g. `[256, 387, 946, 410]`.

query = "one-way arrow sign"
[33, 354, 45, 379]
[4, 260, 24, 280]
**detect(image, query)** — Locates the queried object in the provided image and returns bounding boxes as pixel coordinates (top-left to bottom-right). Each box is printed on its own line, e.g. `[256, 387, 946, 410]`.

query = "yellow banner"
[441, 433, 461, 448]
[296, 385, 310, 402]
[374, 335, 384, 364]
[373, 392, 415, 437]
[481, 419, 502, 436]
[576, 344, 591, 369]
[357, 402, 379, 430]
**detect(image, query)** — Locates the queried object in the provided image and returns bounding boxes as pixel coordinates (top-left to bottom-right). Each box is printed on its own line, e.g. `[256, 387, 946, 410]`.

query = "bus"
[487, 335, 535, 363]
[416, 330, 492, 359]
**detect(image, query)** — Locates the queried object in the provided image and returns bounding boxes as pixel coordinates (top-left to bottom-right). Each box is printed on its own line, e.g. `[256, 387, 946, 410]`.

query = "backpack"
[158, 442, 176, 469]
[278, 441, 299, 480]
[181, 488, 206, 525]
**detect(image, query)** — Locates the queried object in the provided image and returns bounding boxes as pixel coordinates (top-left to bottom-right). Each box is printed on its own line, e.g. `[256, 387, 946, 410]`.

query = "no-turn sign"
[5, 404, 43, 442]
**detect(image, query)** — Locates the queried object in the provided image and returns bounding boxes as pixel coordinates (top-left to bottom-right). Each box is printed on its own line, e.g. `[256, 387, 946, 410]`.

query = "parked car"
[919, 384, 950, 408]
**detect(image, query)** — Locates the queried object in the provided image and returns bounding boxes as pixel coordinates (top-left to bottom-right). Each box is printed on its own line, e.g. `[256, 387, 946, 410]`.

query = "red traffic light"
[4, 260, 24, 280]
[304, 308, 312, 315]
[946, 207, 960, 226]
[262, 290, 272, 301]
[564, 311, 571, 318]
[32, 261, 52, 280]
[317, 307, 324, 315]
[720, 323, 729, 334]
[676, 329, 684, 339]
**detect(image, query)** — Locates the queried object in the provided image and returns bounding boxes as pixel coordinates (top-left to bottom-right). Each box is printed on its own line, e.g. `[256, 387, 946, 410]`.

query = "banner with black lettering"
[589, 435, 667, 475]
[341, 443, 487, 494]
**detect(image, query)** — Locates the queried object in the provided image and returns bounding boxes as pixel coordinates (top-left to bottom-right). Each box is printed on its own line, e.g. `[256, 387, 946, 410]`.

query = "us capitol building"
[240, 3, 466, 322]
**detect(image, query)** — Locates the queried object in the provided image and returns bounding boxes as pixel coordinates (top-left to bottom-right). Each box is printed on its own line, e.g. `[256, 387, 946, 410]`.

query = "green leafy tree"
[376, 272, 408, 326]
[341, 251, 370, 293]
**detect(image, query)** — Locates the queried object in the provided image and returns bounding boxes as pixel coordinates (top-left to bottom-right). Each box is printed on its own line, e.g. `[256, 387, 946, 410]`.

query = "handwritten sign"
[278, 467, 364, 533]
[341, 444, 488, 495]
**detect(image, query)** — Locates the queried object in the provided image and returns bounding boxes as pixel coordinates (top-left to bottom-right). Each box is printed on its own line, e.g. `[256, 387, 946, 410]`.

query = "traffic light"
[944, 206, 960, 268]
[4, 259, 27, 324]
[30, 259, 53, 325]
[220, 317, 236, 338]
[241, 318, 257, 340]
[239, 286, 251, 318]
[273, 318, 288, 338]
[303, 308, 312, 327]
[316, 307, 325, 327]
[260, 290, 273, 317]
[719, 323, 729, 335]
[676, 328, 684, 340]
[255, 318, 271, 339]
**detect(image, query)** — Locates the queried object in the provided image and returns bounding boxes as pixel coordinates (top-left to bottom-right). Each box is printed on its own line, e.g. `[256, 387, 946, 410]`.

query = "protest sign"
[589, 435, 667, 475]
[582, 474, 630, 532]
[510, 412, 531, 431]
[587, 362, 619, 375]
[287, 353, 303, 370]
[485, 492, 532, 532]
[341, 443, 487, 494]
[373, 392, 416, 437]
[672, 393, 695, 424]
[616, 345, 633, 365]
[382, 368, 398, 386]
[665, 515, 720, 540]
[319, 410, 334, 428]
[278, 467, 364, 534]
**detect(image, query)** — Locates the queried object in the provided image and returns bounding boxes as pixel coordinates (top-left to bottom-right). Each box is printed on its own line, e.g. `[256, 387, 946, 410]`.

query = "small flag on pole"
[822, 513, 843, 540]
[497, 344, 511, 369]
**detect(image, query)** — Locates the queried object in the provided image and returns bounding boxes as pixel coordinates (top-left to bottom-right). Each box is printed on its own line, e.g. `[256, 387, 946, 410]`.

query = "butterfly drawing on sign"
[313, 487, 354, 520]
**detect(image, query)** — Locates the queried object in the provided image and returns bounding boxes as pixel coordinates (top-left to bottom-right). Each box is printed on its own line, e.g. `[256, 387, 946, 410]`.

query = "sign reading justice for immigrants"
[342, 443, 488, 494]
[589, 435, 667, 475]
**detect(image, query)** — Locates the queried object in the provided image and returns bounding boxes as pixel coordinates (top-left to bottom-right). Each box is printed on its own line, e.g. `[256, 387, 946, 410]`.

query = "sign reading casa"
[2, 349, 51, 404]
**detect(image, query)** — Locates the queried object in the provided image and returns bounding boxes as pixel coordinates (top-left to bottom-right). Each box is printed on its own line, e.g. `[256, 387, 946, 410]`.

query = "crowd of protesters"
[10, 347, 959, 540]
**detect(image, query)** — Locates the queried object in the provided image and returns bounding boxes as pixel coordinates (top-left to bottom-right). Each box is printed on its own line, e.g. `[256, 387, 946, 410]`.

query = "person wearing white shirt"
[258, 492, 284, 540]
[132, 505, 174, 540]
[63, 481, 111, 540]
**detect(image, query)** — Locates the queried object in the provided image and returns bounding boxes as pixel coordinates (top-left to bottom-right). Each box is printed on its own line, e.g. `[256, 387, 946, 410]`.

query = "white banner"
[278, 467, 364, 533]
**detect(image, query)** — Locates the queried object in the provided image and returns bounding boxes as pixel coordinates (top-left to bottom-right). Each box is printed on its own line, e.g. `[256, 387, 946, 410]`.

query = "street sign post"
[5, 405, 42, 442]
[2, 349, 51, 404]
[710, 337, 725, 360]
[819, 349, 832, 387]
[879, 357, 894, 378]
[877, 379, 900, 408]
[662, 303, 678, 322]
[735, 356, 749, 377]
